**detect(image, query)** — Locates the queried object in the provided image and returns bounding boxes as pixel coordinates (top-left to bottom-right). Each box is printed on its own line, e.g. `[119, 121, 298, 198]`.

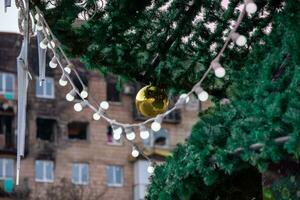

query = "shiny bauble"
[135, 85, 169, 117]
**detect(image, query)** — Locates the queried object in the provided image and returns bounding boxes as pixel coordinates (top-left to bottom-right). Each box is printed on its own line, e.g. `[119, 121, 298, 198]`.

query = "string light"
[131, 147, 139, 158]
[39, 38, 48, 49]
[49, 56, 58, 68]
[74, 100, 87, 112]
[125, 127, 136, 141]
[92, 101, 109, 120]
[194, 86, 209, 102]
[58, 74, 68, 86]
[112, 124, 122, 140]
[151, 115, 163, 132]
[245, 0, 257, 14]
[33, 3, 252, 164]
[80, 88, 88, 99]
[34, 13, 40, 21]
[210, 61, 226, 78]
[147, 163, 155, 174]
[66, 89, 76, 102]
[92, 112, 101, 120]
[139, 125, 150, 140]
[64, 64, 73, 74]
[100, 101, 109, 110]
[112, 124, 123, 135]
[36, 22, 43, 31]
[180, 93, 190, 104]
[230, 32, 247, 47]
[47, 40, 56, 49]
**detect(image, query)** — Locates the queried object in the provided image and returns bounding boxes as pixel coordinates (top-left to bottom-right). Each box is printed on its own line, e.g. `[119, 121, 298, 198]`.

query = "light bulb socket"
[49, 56, 58, 68]
[139, 125, 147, 133]
[230, 32, 247, 46]
[194, 86, 209, 102]
[39, 38, 48, 49]
[112, 124, 123, 135]
[59, 74, 68, 86]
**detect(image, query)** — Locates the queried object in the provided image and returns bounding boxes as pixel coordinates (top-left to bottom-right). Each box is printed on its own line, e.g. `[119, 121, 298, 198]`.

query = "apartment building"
[0, 32, 201, 200]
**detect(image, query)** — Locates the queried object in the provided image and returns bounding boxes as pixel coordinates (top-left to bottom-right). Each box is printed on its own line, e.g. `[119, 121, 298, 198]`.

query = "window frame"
[35, 77, 55, 99]
[106, 165, 124, 187]
[0, 158, 14, 180]
[106, 76, 121, 103]
[0, 72, 15, 95]
[35, 160, 54, 183]
[72, 163, 89, 185]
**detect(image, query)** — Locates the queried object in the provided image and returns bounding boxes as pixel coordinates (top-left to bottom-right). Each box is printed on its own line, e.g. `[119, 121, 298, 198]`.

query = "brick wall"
[0, 32, 200, 200]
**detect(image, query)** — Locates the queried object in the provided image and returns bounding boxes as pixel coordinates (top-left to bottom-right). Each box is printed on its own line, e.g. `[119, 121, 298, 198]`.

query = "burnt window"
[72, 73, 88, 100]
[0, 110, 14, 149]
[68, 122, 88, 140]
[36, 118, 56, 142]
[106, 76, 120, 102]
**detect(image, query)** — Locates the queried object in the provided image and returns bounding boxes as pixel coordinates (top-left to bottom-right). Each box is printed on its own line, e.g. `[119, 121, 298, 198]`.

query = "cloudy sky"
[0, 1, 19, 33]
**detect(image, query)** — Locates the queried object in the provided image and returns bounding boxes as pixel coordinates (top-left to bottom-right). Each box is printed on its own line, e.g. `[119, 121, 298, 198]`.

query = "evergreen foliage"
[146, 1, 300, 199]
[30, 0, 300, 199]
[32, 0, 284, 96]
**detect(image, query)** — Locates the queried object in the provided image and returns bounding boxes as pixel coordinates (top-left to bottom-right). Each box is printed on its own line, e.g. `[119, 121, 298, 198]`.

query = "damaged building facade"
[0, 32, 202, 199]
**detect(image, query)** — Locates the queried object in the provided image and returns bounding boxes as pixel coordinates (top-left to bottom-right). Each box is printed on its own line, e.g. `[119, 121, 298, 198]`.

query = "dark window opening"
[154, 137, 166, 146]
[36, 118, 56, 142]
[106, 76, 120, 102]
[72, 73, 88, 100]
[68, 122, 88, 140]
[0, 113, 14, 149]
[107, 126, 113, 143]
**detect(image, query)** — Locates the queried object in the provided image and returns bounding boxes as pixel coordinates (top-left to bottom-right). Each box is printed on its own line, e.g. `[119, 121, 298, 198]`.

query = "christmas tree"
[31, 0, 300, 199]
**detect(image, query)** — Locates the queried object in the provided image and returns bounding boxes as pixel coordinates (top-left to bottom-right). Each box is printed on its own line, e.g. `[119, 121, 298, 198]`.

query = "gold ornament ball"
[135, 85, 169, 117]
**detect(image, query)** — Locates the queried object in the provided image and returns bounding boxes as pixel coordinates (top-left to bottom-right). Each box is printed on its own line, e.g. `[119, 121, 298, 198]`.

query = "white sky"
[0, 1, 19, 33]
[0, 0, 230, 34]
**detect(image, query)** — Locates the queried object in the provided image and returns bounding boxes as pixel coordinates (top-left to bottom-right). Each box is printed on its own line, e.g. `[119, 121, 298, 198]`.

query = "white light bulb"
[64, 66, 72, 74]
[74, 103, 83, 112]
[66, 91, 75, 102]
[126, 131, 136, 141]
[140, 130, 150, 140]
[151, 121, 161, 132]
[100, 101, 109, 110]
[147, 165, 154, 174]
[49, 57, 58, 68]
[180, 93, 190, 103]
[113, 132, 121, 140]
[39, 39, 48, 49]
[93, 112, 101, 120]
[113, 126, 123, 135]
[198, 91, 209, 102]
[59, 76, 68, 86]
[34, 13, 40, 21]
[47, 40, 56, 49]
[236, 35, 247, 46]
[36, 23, 43, 31]
[80, 89, 88, 99]
[214, 66, 226, 78]
[246, 2, 257, 14]
[131, 148, 139, 158]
